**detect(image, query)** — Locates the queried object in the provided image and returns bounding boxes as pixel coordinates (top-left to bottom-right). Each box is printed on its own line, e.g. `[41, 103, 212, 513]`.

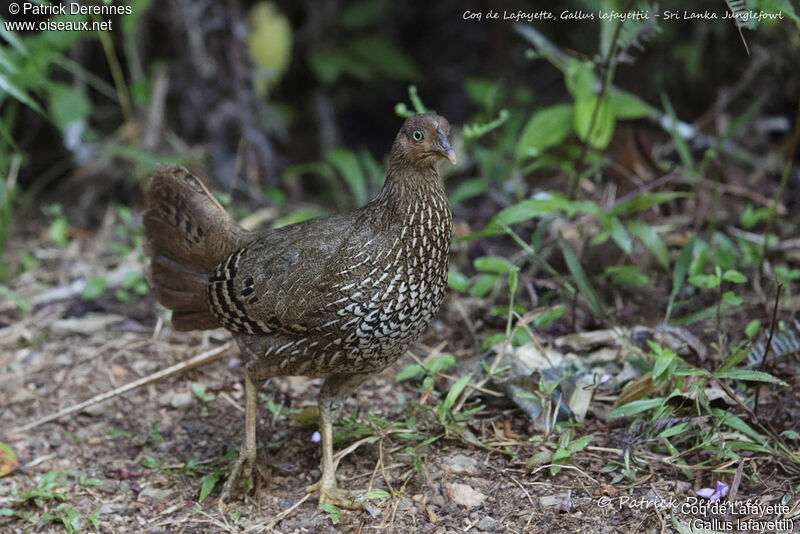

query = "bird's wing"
[206, 212, 377, 336]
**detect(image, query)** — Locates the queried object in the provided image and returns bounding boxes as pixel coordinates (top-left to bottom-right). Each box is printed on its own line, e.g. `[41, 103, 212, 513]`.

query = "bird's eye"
[412, 130, 424, 141]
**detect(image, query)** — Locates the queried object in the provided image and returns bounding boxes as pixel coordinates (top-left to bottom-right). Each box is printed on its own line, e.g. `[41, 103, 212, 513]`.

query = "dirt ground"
[1, 221, 798, 534]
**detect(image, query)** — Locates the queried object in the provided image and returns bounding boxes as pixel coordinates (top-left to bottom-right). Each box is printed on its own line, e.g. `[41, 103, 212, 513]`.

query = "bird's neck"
[371, 161, 451, 228]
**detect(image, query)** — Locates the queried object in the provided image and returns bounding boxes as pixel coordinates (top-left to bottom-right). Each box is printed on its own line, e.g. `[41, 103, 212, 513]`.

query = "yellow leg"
[305, 374, 369, 509]
[219, 374, 260, 511]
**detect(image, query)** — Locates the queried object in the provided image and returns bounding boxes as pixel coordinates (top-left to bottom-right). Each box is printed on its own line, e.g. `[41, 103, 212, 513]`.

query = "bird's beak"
[436, 130, 457, 165]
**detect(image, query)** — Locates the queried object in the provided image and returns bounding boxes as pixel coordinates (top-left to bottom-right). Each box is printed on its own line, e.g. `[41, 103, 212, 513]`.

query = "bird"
[142, 114, 456, 509]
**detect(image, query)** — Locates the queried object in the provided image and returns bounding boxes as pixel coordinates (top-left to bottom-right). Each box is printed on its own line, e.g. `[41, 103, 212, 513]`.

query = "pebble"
[477, 516, 498, 531]
[138, 485, 174, 501]
[442, 454, 478, 475]
[445, 483, 486, 508]
[159, 391, 192, 408]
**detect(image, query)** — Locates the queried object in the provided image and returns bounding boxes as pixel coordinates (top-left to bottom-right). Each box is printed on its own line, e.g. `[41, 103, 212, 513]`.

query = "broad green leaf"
[345, 36, 422, 80]
[722, 270, 747, 283]
[199, 471, 222, 502]
[443, 373, 473, 414]
[474, 255, 512, 274]
[339, 0, 387, 28]
[605, 216, 632, 254]
[688, 273, 719, 289]
[564, 59, 595, 98]
[532, 306, 565, 328]
[603, 265, 650, 288]
[567, 434, 593, 452]
[47, 83, 92, 130]
[395, 364, 425, 382]
[447, 269, 470, 292]
[610, 397, 665, 417]
[426, 354, 456, 374]
[558, 235, 605, 319]
[325, 148, 367, 206]
[470, 273, 497, 297]
[720, 413, 766, 445]
[713, 369, 787, 386]
[608, 89, 657, 119]
[573, 95, 615, 149]
[626, 220, 669, 270]
[449, 178, 487, 206]
[516, 104, 573, 160]
[744, 319, 760, 339]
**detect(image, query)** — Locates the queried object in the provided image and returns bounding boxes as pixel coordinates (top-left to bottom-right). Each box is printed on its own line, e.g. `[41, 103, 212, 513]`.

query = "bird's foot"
[305, 479, 366, 510]
[218, 448, 256, 514]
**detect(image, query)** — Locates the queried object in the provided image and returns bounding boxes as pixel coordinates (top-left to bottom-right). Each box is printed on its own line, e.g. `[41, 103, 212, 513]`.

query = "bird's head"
[392, 114, 456, 168]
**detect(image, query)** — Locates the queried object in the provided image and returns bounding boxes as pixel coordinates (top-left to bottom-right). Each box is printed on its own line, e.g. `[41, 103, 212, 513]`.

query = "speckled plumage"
[143, 114, 455, 508]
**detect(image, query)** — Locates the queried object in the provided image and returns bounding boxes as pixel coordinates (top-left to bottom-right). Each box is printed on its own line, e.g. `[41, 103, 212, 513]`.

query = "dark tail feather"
[143, 165, 252, 331]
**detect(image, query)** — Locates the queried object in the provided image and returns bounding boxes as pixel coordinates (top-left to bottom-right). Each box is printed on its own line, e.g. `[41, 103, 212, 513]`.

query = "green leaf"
[713, 369, 787, 386]
[395, 364, 425, 382]
[573, 96, 615, 149]
[0, 72, 43, 114]
[626, 220, 669, 270]
[605, 216, 632, 254]
[325, 148, 367, 206]
[603, 265, 650, 288]
[345, 36, 422, 81]
[739, 203, 772, 229]
[449, 178, 487, 206]
[361, 490, 391, 500]
[81, 277, 107, 300]
[198, 471, 222, 502]
[191, 382, 215, 402]
[608, 90, 657, 119]
[567, 434, 593, 452]
[339, 0, 386, 28]
[532, 306, 565, 328]
[320, 503, 341, 524]
[688, 273, 719, 289]
[47, 83, 92, 130]
[665, 235, 696, 323]
[474, 255, 512, 274]
[610, 397, 665, 417]
[720, 413, 766, 445]
[443, 373, 473, 415]
[745, 319, 760, 339]
[612, 192, 688, 216]
[516, 104, 573, 160]
[447, 269, 470, 292]
[426, 354, 456, 374]
[722, 270, 747, 283]
[470, 273, 497, 297]
[558, 235, 606, 319]
[564, 59, 594, 98]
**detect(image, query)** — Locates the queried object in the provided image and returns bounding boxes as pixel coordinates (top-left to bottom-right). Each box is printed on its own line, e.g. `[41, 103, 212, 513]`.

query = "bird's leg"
[219, 373, 264, 511]
[306, 373, 368, 509]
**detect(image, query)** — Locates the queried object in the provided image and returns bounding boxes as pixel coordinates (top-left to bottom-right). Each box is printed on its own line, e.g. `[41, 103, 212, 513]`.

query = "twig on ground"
[11, 342, 234, 433]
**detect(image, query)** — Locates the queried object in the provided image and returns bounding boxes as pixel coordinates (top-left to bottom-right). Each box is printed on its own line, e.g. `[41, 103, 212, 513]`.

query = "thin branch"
[11, 342, 234, 433]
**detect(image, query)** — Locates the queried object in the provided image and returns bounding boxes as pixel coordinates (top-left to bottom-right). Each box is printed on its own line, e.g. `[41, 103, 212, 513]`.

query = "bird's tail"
[143, 165, 252, 331]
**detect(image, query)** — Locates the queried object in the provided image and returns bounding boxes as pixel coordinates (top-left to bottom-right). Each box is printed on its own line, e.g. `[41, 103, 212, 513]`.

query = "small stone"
[83, 403, 105, 416]
[160, 391, 192, 408]
[477, 516, 498, 531]
[445, 483, 487, 509]
[138, 485, 173, 501]
[442, 454, 478, 475]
